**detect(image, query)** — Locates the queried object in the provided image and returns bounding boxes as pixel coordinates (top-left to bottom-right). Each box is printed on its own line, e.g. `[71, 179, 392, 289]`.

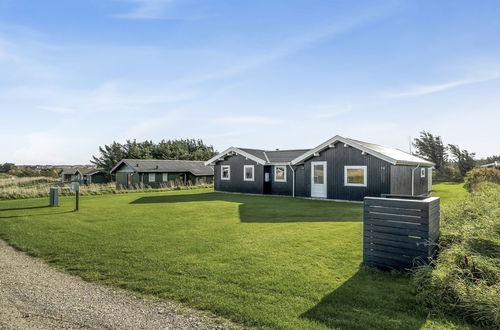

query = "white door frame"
[311, 161, 327, 198]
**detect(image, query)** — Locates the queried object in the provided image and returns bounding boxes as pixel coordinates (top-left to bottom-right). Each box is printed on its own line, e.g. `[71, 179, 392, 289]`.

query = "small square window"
[244, 165, 254, 181]
[274, 166, 287, 182]
[221, 165, 230, 180]
[421, 168, 426, 178]
[344, 166, 367, 187]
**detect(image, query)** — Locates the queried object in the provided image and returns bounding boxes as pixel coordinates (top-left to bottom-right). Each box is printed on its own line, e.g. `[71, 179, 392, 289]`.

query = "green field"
[0, 186, 473, 329]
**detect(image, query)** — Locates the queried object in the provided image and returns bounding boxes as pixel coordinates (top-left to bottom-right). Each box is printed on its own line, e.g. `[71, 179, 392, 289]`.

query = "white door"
[311, 161, 327, 198]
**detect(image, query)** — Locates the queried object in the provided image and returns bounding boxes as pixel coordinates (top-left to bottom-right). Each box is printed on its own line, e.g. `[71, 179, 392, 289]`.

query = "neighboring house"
[110, 159, 214, 188]
[82, 168, 109, 184]
[205, 135, 434, 201]
[60, 168, 83, 183]
[480, 161, 500, 169]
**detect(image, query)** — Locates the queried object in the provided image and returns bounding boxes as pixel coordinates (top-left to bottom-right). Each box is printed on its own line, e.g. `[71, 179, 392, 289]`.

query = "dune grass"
[0, 187, 474, 329]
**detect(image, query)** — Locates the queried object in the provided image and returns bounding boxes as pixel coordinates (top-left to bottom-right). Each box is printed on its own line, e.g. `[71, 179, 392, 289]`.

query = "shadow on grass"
[130, 192, 362, 223]
[0, 211, 73, 219]
[0, 205, 50, 212]
[301, 268, 427, 329]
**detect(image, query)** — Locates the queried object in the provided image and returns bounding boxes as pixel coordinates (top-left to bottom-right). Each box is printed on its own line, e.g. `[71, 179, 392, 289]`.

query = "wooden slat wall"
[363, 196, 440, 270]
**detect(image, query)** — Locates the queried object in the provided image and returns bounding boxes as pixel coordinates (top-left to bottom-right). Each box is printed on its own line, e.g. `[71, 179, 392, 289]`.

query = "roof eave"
[291, 135, 398, 165]
[204, 147, 267, 166]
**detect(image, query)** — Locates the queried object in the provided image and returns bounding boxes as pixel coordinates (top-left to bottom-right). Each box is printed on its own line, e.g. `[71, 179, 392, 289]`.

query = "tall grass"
[413, 182, 500, 327]
[0, 176, 213, 200]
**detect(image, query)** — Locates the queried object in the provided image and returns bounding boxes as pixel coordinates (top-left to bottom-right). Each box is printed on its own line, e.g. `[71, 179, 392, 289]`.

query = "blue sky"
[0, 0, 499, 164]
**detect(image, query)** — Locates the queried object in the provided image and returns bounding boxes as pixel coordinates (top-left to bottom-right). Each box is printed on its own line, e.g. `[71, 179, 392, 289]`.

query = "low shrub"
[463, 167, 500, 192]
[413, 183, 500, 327]
[0, 176, 213, 200]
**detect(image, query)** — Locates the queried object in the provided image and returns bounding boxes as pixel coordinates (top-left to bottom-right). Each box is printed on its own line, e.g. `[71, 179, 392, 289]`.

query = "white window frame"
[274, 165, 287, 182]
[221, 165, 230, 180]
[148, 173, 156, 182]
[344, 165, 367, 187]
[243, 165, 254, 181]
[162, 173, 168, 182]
[420, 168, 426, 178]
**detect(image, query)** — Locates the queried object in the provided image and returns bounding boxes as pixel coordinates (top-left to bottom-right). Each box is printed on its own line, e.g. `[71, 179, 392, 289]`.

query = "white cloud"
[38, 106, 74, 114]
[214, 116, 277, 126]
[309, 104, 353, 119]
[114, 0, 176, 19]
[12, 132, 70, 164]
[383, 74, 500, 98]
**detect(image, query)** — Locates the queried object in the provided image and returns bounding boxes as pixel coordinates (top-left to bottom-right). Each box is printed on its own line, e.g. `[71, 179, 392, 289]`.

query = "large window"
[344, 166, 367, 187]
[313, 164, 324, 184]
[162, 173, 168, 182]
[244, 165, 254, 181]
[221, 165, 230, 180]
[148, 173, 156, 182]
[274, 166, 287, 182]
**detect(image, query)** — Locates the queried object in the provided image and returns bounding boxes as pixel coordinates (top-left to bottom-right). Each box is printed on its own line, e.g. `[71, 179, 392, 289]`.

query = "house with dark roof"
[60, 167, 110, 184]
[205, 135, 434, 201]
[82, 168, 109, 184]
[60, 168, 83, 183]
[110, 159, 214, 188]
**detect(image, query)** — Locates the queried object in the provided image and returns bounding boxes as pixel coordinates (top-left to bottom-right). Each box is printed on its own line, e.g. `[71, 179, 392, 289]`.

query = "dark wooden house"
[110, 159, 214, 188]
[205, 135, 434, 201]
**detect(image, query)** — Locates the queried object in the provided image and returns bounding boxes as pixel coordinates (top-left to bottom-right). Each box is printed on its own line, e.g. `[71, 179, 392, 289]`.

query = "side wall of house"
[269, 165, 294, 195]
[214, 154, 264, 194]
[390, 165, 429, 195]
[302, 143, 392, 201]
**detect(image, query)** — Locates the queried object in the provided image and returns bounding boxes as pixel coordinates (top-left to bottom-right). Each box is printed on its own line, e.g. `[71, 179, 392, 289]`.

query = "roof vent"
[275, 148, 279, 151]
[136, 163, 139, 167]
[156, 165, 159, 169]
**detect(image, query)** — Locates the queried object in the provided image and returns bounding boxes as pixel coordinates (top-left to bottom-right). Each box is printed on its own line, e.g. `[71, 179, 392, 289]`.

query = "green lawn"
[432, 181, 468, 204]
[0, 186, 473, 329]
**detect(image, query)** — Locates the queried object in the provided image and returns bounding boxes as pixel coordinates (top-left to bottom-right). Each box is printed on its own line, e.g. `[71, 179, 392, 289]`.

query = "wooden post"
[75, 189, 79, 211]
[71, 182, 80, 212]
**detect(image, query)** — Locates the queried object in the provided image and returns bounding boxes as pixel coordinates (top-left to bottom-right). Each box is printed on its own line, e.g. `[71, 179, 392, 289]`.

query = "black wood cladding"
[363, 196, 440, 270]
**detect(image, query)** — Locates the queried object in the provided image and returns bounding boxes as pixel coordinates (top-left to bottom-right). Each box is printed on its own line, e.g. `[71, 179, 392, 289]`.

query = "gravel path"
[0, 239, 235, 330]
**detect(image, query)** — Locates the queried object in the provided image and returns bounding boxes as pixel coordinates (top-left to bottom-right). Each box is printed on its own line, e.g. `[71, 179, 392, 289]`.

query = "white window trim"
[420, 168, 426, 178]
[274, 165, 287, 182]
[162, 173, 168, 182]
[243, 165, 254, 181]
[344, 165, 367, 187]
[221, 165, 230, 180]
[148, 173, 156, 182]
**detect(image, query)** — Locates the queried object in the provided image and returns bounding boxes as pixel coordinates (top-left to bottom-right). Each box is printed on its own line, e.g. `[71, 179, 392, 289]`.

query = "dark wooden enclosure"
[363, 195, 440, 270]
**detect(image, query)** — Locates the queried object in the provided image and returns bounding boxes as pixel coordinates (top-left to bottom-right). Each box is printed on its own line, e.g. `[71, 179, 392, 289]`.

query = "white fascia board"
[204, 147, 266, 166]
[291, 135, 398, 165]
[110, 159, 130, 173]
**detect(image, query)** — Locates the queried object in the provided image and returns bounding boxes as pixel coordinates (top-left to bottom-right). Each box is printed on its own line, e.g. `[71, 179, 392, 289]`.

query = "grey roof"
[238, 148, 310, 163]
[111, 159, 214, 176]
[480, 161, 499, 169]
[345, 138, 434, 166]
[291, 135, 434, 166]
[60, 168, 82, 175]
[82, 168, 107, 176]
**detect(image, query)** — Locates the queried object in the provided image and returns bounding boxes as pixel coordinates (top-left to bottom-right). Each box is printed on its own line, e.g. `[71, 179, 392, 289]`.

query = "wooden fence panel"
[363, 195, 440, 270]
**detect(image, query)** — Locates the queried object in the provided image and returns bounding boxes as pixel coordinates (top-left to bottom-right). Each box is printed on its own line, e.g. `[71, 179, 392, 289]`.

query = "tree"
[91, 142, 127, 172]
[91, 139, 217, 172]
[413, 131, 447, 173]
[0, 163, 16, 173]
[448, 144, 476, 177]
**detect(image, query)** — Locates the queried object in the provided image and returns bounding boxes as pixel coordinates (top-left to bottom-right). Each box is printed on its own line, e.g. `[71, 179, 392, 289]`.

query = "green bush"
[464, 167, 500, 192]
[413, 183, 500, 327]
